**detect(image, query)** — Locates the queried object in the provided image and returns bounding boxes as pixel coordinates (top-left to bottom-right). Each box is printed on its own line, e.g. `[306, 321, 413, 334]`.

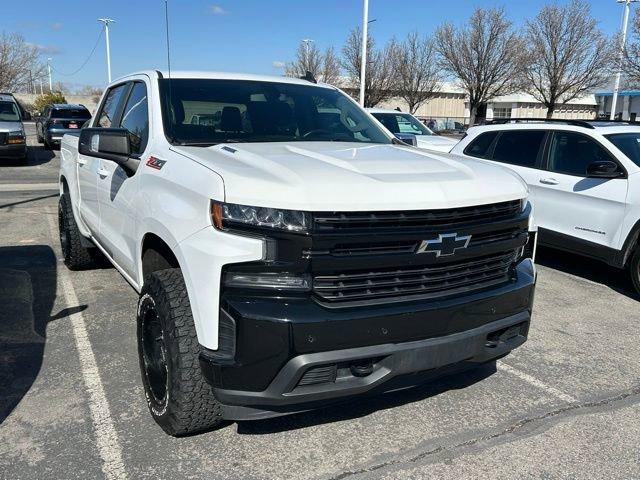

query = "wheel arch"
[140, 232, 181, 282]
[616, 218, 640, 268]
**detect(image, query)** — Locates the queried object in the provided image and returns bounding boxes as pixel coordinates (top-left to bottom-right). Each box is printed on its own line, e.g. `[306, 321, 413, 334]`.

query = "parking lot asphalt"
[0, 129, 638, 480]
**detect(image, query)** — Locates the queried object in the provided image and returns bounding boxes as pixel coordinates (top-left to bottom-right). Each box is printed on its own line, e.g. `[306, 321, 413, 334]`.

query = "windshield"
[605, 132, 640, 166]
[52, 108, 91, 119]
[372, 112, 434, 136]
[0, 101, 20, 122]
[159, 79, 392, 146]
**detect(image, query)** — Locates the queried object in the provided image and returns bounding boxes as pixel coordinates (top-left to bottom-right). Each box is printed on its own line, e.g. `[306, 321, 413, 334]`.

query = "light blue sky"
[0, 0, 630, 90]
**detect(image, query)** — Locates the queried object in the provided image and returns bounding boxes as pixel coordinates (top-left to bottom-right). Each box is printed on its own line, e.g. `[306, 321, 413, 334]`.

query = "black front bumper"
[200, 259, 535, 420]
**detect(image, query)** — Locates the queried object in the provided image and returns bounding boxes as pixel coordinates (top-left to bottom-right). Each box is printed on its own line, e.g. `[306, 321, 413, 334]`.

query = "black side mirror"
[586, 160, 624, 179]
[393, 133, 417, 146]
[79, 128, 130, 164]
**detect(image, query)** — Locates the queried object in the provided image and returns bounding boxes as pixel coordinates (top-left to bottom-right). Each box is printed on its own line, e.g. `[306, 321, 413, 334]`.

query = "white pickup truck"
[59, 70, 537, 436]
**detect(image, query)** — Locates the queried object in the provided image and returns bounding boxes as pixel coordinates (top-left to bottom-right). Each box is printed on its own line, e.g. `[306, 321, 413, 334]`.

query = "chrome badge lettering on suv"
[417, 233, 472, 257]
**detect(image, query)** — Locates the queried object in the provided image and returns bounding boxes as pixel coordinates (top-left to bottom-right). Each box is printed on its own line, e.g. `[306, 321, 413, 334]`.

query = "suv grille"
[313, 250, 516, 304]
[313, 200, 521, 232]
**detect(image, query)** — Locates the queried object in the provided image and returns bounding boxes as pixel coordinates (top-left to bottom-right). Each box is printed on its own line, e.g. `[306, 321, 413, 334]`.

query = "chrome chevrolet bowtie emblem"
[416, 233, 472, 257]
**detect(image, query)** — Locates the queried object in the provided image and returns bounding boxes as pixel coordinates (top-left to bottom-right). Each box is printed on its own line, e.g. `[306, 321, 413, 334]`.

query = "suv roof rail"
[590, 118, 640, 126]
[484, 118, 596, 129]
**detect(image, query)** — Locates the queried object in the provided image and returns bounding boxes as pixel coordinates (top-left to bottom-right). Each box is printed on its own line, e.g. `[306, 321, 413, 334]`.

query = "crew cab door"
[78, 83, 130, 239]
[535, 131, 628, 249]
[96, 80, 149, 278]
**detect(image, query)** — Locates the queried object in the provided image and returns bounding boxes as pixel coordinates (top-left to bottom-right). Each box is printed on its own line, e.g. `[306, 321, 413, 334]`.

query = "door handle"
[97, 168, 110, 178]
[77, 158, 87, 166]
[539, 177, 559, 185]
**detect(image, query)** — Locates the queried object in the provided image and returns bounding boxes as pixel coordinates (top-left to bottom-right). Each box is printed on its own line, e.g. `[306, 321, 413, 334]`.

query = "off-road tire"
[628, 247, 640, 294]
[58, 193, 96, 270]
[137, 269, 223, 436]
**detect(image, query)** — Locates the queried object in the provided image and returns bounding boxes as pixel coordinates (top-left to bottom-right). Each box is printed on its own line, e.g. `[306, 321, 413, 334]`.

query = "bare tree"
[320, 46, 341, 86]
[341, 27, 396, 107]
[0, 32, 45, 92]
[524, 0, 612, 118]
[623, 11, 640, 86]
[435, 8, 524, 125]
[393, 32, 441, 114]
[286, 41, 342, 85]
[285, 41, 322, 79]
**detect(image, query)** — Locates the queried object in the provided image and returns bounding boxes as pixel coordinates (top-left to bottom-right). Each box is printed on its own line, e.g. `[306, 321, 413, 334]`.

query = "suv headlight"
[211, 201, 310, 233]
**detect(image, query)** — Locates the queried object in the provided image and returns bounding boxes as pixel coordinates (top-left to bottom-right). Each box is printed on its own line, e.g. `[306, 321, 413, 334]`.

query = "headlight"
[211, 201, 310, 233]
[7, 130, 25, 144]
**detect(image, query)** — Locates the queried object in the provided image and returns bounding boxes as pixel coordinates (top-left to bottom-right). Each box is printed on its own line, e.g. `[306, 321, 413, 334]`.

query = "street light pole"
[610, 0, 639, 120]
[359, 0, 369, 107]
[98, 18, 115, 83]
[47, 58, 52, 92]
[302, 38, 314, 71]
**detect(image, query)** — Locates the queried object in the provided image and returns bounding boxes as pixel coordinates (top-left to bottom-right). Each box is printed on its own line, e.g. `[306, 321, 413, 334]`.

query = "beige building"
[374, 83, 598, 126]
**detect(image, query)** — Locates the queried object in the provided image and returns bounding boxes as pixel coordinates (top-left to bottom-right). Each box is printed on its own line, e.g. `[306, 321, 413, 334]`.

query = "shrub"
[33, 92, 67, 114]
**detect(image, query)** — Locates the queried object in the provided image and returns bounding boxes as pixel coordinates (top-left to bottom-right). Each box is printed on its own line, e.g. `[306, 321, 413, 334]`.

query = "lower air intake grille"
[313, 250, 516, 304]
[297, 364, 337, 387]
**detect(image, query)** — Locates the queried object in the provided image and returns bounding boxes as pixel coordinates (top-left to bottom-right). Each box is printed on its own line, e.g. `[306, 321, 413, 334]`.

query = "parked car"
[451, 118, 640, 292]
[0, 93, 27, 162]
[59, 71, 536, 436]
[36, 103, 92, 150]
[367, 108, 458, 152]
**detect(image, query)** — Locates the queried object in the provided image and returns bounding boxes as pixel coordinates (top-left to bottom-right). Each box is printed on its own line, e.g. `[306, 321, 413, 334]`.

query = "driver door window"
[97, 83, 129, 128]
[118, 82, 149, 155]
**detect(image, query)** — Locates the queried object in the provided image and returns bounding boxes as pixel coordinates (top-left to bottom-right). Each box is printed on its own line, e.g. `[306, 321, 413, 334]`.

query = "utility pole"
[359, 0, 369, 107]
[98, 18, 115, 83]
[610, 0, 639, 120]
[47, 58, 52, 92]
[302, 38, 314, 71]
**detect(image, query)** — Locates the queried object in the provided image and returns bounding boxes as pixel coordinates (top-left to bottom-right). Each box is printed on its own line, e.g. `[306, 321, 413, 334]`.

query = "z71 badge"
[146, 157, 167, 170]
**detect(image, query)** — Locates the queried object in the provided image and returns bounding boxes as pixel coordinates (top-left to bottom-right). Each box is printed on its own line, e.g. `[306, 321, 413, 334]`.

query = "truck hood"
[415, 135, 458, 153]
[173, 142, 527, 211]
[0, 121, 23, 133]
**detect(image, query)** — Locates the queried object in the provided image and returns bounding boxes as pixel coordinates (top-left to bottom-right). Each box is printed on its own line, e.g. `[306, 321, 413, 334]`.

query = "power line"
[49, 26, 104, 77]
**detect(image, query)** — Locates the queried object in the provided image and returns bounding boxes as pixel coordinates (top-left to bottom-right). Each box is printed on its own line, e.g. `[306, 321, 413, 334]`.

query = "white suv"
[452, 119, 640, 291]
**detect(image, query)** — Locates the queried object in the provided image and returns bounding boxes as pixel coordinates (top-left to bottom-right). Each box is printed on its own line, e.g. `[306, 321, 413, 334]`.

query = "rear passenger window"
[464, 132, 498, 158]
[548, 131, 615, 177]
[492, 131, 546, 168]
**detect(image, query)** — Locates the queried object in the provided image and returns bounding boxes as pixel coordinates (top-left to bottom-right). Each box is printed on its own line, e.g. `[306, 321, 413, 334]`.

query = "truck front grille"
[313, 200, 521, 232]
[312, 250, 517, 304]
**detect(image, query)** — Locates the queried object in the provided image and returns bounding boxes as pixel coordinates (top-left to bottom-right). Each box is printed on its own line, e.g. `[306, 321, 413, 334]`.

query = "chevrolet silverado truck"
[58, 71, 537, 436]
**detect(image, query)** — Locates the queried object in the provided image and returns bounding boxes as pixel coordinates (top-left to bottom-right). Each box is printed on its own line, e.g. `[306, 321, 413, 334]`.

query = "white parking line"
[0, 183, 59, 192]
[46, 213, 128, 480]
[498, 361, 578, 403]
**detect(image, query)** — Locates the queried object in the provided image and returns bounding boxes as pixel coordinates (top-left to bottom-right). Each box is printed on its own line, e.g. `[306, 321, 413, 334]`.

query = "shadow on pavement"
[236, 361, 496, 435]
[535, 246, 638, 301]
[0, 245, 85, 424]
[0, 146, 56, 167]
